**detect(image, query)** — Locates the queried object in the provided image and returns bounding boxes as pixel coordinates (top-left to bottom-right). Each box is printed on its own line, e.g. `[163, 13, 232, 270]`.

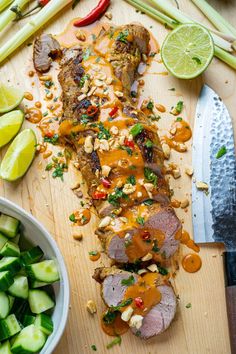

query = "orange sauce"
[178, 230, 200, 253]
[35, 101, 42, 109]
[28, 70, 34, 77]
[25, 107, 42, 124]
[89, 251, 101, 262]
[74, 209, 91, 226]
[162, 120, 192, 152]
[182, 254, 202, 273]
[171, 199, 181, 208]
[121, 273, 162, 316]
[24, 92, 33, 101]
[101, 311, 129, 336]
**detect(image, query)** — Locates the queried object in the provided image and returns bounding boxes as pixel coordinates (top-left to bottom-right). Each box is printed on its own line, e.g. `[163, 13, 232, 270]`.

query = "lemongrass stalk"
[0, 0, 13, 12]
[0, 0, 72, 64]
[0, 0, 30, 32]
[125, 0, 177, 29]
[210, 28, 236, 43]
[149, 0, 233, 52]
[191, 0, 236, 38]
[215, 46, 236, 70]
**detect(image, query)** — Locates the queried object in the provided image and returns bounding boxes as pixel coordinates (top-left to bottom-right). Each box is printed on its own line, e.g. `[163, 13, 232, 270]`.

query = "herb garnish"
[126, 175, 136, 185]
[144, 167, 158, 186]
[158, 266, 168, 275]
[144, 199, 154, 206]
[106, 336, 121, 349]
[97, 122, 111, 140]
[69, 214, 76, 223]
[44, 80, 54, 89]
[120, 145, 133, 156]
[186, 303, 192, 308]
[111, 298, 133, 311]
[83, 48, 91, 61]
[45, 163, 53, 171]
[72, 0, 80, 9]
[52, 163, 67, 181]
[116, 29, 129, 43]
[216, 146, 227, 159]
[176, 117, 183, 122]
[145, 139, 153, 148]
[147, 101, 154, 111]
[176, 101, 183, 114]
[108, 188, 128, 206]
[102, 311, 117, 325]
[89, 251, 98, 256]
[136, 216, 145, 226]
[80, 74, 90, 87]
[44, 134, 59, 145]
[91, 344, 97, 351]
[121, 275, 135, 286]
[130, 123, 143, 137]
[152, 240, 159, 253]
[81, 114, 90, 125]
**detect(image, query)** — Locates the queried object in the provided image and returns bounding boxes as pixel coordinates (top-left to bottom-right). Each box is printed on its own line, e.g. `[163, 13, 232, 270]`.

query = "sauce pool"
[182, 254, 202, 273]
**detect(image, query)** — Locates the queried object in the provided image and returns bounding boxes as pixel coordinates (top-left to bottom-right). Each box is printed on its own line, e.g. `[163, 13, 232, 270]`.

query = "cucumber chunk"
[22, 315, 35, 327]
[0, 314, 21, 341]
[26, 260, 59, 283]
[11, 325, 46, 354]
[0, 242, 20, 257]
[0, 258, 21, 274]
[11, 300, 29, 323]
[29, 279, 48, 289]
[20, 246, 44, 266]
[11, 234, 20, 245]
[0, 341, 12, 354]
[8, 296, 15, 311]
[8, 276, 28, 300]
[35, 314, 53, 335]
[0, 215, 20, 239]
[0, 271, 14, 291]
[28, 290, 54, 314]
[0, 292, 10, 319]
[0, 233, 8, 250]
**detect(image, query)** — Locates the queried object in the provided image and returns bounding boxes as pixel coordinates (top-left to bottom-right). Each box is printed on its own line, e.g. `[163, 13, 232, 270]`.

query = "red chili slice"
[45, 131, 53, 138]
[109, 106, 119, 117]
[124, 139, 135, 148]
[87, 105, 99, 117]
[101, 178, 111, 188]
[134, 297, 144, 308]
[92, 191, 107, 200]
[141, 231, 151, 240]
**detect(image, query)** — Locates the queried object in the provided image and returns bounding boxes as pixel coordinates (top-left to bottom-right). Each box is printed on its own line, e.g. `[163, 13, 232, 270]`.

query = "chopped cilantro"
[129, 165, 137, 170]
[69, 213, 76, 222]
[131, 91, 137, 98]
[145, 139, 153, 148]
[136, 216, 145, 226]
[106, 336, 121, 349]
[171, 101, 183, 115]
[116, 29, 129, 43]
[126, 175, 136, 185]
[147, 101, 154, 110]
[121, 275, 135, 286]
[216, 146, 227, 159]
[102, 311, 117, 325]
[152, 240, 159, 253]
[149, 52, 157, 57]
[83, 48, 91, 60]
[43, 111, 48, 117]
[120, 145, 133, 156]
[97, 122, 111, 140]
[144, 167, 158, 186]
[81, 114, 90, 125]
[45, 163, 53, 171]
[52, 164, 66, 181]
[130, 123, 143, 137]
[176, 117, 183, 122]
[143, 199, 154, 206]
[111, 298, 133, 311]
[91, 344, 97, 351]
[186, 303, 192, 308]
[89, 251, 98, 256]
[168, 87, 176, 91]
[108, 188, 128, 206]
[44, 80, 53, 89]
[80, 74, 90, 87]
[158, 266, 168, 275]
[72, 0, 80, 9]
[44, 134, 59, 145]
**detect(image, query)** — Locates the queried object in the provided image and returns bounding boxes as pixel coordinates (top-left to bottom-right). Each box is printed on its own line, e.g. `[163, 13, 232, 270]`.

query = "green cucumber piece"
[11, 300, 29, 323]
[8, 296, 14, 311]
[26, 260, 59, 284]
[0, 258, 21, 274]
[0, 271, 14, 291]
[0, 292, 10, 319]
[35, 314, 53, 335]
[0, 242, 20, 257]
[0, 341, 12, 354]
[29, 279, 48, 289]
[22, 315, 35, 327]
[20, 246, 44, 266]
[28, 290, 54, 314]
[8, 276, 28, 300]
[11, 325, 46, 354]
[0, 314, 21, 341]
[0, 215, 20, 239]
[0, 233, 8, 250]
[11, 234, 20, 245]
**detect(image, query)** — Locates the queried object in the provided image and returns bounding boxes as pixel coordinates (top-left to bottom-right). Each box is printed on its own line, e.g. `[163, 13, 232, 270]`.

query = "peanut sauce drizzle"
[162, 119, 192, 152]
[182, 254, 202, 273]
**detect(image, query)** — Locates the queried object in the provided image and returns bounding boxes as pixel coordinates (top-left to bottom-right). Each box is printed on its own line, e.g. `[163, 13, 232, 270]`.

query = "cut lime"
[161, 24, 214, 79]
[0, 110, 24, 148]
[0, 129, 37, 181]
[0, 84, 24, 113]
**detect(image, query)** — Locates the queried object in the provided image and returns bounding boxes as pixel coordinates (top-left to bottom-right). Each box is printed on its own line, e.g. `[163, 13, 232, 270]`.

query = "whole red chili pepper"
[74, 0, 110, 27]
[109, 106, 119, 118]
[92, 190, 107, 200]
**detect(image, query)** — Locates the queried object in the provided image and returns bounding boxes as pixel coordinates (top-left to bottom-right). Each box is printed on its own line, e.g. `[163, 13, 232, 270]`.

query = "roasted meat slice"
[94, 267, 177, 339]
[33, 34, 61, 73]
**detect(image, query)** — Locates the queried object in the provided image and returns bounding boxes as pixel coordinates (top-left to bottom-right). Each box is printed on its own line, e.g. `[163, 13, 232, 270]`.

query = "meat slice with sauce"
[33, 34, 61, 73]
[94, 267, 177, 339]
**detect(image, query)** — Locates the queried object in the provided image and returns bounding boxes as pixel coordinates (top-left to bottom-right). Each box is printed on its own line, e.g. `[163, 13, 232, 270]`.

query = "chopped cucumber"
[26, 260, 59, 284]
[0, 215, 20, 239]
[0, 271, 14, 291]
[0, 292, 10, 319]
[11, 234, 20, 244]
[28, 290, 54, 314]
[11, 300, 29, 324]
[22, 315, 35, 327]
[0, 314, 21, 341]
[0, 258, 21, 274]
[0, 233, 8, 250]
[8, 296, 15, 311]
[35, 314, 53, 335]
[11, 325, 46, 354]
[8, 276, 28, 300]
[20, 246, 44, 266]
[29, 279, 48, 289]
[0, 242, 20, 257]
[0, 341, 12, 354]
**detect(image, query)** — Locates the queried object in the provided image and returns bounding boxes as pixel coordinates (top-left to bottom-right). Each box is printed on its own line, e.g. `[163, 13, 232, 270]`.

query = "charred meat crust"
[33, 34, 61, 73]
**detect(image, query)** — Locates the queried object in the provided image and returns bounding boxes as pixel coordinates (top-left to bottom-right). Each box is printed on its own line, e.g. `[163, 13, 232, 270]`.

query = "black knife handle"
[224, 251, 236, 354]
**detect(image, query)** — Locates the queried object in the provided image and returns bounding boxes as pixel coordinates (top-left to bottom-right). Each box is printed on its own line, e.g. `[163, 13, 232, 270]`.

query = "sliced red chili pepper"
[134, 297, 144, 308]
[87, 105, 99, 117]
[141, 230, 151, 240]
[101, 178, 111, 188]
[92, 191, 107, 200]
[39, 0, 50, 5]
[124, 139, 135, 148]
[74, 0, 110, 27]
[45, 131, 53, 138]
[109, 106, 119, 117]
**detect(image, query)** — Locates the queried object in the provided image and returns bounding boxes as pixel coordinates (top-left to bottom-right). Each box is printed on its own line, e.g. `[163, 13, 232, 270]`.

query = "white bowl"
[0, 197, 70, 354]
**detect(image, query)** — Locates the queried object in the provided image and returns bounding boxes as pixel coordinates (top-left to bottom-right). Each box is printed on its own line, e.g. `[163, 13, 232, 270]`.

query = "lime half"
[0, 110, 24, 148]
[0, 129, 36, 181]
[161, 24, 214, 79]
[0, 84, 24, 113]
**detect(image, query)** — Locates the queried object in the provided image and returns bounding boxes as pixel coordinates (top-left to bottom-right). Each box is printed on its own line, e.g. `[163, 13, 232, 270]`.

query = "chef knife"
[192, 84, 236, 354]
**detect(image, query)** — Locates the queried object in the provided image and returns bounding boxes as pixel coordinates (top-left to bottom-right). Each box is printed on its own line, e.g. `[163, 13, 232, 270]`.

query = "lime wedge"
[0, 84, 24, 113]
[0, 129, 36, 181]
[161, 24, 214, 79]
[0, 110, 24, 148]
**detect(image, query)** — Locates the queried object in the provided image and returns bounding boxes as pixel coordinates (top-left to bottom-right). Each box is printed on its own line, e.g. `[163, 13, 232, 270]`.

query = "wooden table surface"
[0, 0, 236, 353]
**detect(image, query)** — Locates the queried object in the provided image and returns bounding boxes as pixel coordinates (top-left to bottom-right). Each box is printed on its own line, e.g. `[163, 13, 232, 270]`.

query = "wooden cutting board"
[0, 0, 235, 353]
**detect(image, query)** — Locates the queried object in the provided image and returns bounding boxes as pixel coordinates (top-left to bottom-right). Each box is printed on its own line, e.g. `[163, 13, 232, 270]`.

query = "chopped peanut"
[86, 300, 97, 315]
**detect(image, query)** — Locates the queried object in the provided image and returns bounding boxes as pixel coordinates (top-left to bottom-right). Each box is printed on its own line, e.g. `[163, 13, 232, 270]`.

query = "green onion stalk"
[0, 0, 14, 12]
[0, 0, 30, 32]
[124, 0, 236, 70]
[0, 0, 72, 64]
